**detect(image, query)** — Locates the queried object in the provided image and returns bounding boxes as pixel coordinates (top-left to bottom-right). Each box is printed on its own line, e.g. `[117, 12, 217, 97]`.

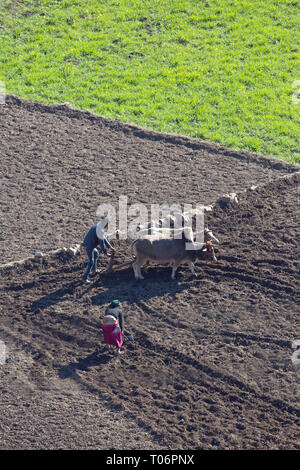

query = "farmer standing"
[101, 300, 124, 354]
[82, 216, 115, 284]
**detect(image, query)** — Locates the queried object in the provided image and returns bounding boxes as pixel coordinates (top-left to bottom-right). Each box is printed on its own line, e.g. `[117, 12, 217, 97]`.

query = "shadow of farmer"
[31, 279, 82, 312]
[58, 348, 111, 380]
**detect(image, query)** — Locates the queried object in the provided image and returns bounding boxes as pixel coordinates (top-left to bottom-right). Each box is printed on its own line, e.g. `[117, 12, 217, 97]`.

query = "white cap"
[96, 217, 109, 239]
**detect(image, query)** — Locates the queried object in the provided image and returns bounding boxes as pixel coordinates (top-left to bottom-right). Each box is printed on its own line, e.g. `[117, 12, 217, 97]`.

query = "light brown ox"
[132, 230, 218, 280]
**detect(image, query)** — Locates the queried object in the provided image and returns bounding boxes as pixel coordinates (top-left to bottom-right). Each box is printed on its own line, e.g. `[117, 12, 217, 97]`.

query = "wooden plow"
[105, 251, 134, 273]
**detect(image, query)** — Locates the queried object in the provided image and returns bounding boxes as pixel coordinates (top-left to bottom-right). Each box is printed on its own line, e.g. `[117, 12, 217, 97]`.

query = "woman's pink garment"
[101, 315, 123, 348]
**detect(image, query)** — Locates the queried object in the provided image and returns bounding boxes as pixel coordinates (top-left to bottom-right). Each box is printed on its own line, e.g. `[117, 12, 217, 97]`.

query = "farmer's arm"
[99, 236, 115, 256]
[98, 237, 112, 253]
[97, 239, 106, 254]
[103, 236, 114, 251]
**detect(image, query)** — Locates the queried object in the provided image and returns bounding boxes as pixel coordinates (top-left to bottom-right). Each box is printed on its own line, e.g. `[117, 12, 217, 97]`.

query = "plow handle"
[106, 250, 115, 273]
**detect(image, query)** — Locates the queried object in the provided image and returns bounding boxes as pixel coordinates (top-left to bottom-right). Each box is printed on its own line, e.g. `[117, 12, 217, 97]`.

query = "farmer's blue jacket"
[82, 224, 112, 254]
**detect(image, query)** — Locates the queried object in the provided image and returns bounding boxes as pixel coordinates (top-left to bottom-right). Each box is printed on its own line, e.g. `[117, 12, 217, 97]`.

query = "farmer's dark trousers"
[83, 247, 99, 281]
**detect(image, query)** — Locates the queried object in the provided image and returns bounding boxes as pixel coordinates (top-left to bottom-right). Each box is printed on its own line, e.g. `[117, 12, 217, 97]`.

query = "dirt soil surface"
[0, 96, 299, 450]
[0, 95, 298, 263]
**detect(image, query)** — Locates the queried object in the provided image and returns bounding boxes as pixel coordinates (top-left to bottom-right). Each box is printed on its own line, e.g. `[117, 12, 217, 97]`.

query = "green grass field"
[0, 0, 299, 163]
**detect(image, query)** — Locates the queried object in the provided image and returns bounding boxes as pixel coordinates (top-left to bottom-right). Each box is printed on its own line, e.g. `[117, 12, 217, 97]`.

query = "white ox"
[135, 210, 218, 241]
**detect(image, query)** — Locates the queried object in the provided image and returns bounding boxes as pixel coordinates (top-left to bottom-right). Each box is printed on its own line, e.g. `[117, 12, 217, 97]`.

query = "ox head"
[196, 241, 217, 263]
[204, 227, 219, 246]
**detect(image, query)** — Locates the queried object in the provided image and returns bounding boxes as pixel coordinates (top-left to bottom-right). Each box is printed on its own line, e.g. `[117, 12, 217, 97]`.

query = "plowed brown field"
[0, 96, 299, 450]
